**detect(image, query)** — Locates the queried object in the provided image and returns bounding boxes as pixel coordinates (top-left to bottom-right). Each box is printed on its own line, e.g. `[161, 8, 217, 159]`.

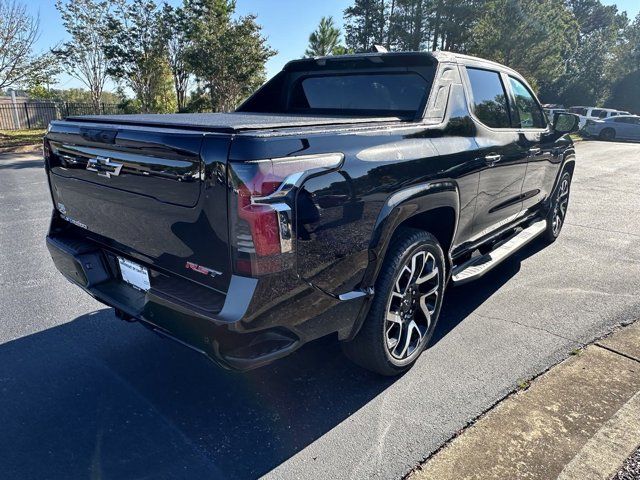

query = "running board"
[451, 220, 547, 285]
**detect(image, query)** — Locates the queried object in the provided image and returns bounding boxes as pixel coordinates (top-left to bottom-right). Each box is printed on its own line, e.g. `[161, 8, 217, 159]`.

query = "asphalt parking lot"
[1, 140, 639, 480]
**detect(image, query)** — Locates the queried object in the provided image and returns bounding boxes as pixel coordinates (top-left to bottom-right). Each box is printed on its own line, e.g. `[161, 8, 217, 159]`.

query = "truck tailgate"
[45, 122, 232, 293]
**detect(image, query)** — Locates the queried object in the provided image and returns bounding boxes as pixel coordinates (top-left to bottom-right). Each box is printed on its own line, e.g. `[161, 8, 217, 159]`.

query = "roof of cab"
[284, 50, 524, 78]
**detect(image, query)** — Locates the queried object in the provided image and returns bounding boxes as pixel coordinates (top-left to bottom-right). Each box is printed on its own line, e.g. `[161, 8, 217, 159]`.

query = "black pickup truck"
[44, 51, 579, 375]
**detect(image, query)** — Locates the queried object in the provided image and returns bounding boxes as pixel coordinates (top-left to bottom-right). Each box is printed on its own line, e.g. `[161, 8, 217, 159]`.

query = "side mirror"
[553, 112, 580, 134]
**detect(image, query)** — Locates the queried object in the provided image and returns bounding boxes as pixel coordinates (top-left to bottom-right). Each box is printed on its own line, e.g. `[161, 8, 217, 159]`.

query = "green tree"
[161, 4, 190, 111]
[103, 0, 171, 113]
[0, 0, 53, 90]
[183, 0, 276, 112]
[553, 0, 628, 106]
[26, 84, 57, 100]
[148, 57, 177, 113]
[428, 0, 482, 51]
[51, 87, 123, 104]
[607, 13, 640, 112]
[387, 0, 428, 50]
[305, 16, 344, 57]
[54, 0, 113, 113]
[469, 0, 578, 94]
[344, 0, 387, 52]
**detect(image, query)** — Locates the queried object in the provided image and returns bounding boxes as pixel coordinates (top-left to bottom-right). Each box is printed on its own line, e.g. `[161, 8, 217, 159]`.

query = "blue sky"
[26, 0, 640, 91]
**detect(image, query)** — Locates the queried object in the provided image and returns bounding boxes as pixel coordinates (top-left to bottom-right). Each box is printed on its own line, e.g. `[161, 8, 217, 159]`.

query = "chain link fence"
[0, 102, 124, 130]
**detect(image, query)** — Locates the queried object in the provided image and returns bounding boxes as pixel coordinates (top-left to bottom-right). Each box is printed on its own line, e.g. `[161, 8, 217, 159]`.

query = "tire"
[542, 171, 572, 244]
[599, 128, 616, 141]
[342, 228, 446, 376]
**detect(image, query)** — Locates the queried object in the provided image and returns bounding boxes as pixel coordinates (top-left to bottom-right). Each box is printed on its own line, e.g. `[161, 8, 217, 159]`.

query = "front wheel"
[342, 229, 445, 376]
[542, 171, 571, 243]
[599, 128, 616, 141]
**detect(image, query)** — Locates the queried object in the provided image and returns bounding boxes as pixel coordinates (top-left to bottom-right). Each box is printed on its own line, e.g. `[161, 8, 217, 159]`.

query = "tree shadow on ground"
[0, 159, 43, 170]
[0, 239, 547, 480]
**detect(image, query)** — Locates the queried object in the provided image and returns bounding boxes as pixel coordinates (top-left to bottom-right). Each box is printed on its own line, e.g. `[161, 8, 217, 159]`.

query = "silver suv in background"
[582, 115, 640, 141]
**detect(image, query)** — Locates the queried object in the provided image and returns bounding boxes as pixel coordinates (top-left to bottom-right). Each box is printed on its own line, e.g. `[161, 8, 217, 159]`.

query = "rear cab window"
[238, 54, 437, 120]
[466, 67, 511, 128]
[289, 73, 429, 117]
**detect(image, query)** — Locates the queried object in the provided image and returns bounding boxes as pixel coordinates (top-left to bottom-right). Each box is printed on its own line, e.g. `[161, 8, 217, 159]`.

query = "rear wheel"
[599, 128, 616, 141]
[542, 171, 571, 243]
[342, 229, 445, 376]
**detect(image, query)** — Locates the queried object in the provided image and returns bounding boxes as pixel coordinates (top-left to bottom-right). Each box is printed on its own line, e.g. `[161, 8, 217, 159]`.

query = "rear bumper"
[46, 234, 301, 370]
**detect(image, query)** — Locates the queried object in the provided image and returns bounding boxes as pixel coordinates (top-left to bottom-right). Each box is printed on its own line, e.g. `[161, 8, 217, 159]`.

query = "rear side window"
[569, 107, 587, 116]
[591, 109, 606, 118]
[508, 77, 546, 128]
[289, 73, 428, 116]
[466, 68, 511, 128]
[615, 117, 639, 124]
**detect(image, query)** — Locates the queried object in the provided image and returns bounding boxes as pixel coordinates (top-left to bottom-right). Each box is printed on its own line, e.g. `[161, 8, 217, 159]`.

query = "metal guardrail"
[0, 102, 124, 130]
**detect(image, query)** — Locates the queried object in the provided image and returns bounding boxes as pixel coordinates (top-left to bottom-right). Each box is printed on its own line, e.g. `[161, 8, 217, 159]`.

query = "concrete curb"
[409, 320, 640, 480]
[558, 391, 640, 480]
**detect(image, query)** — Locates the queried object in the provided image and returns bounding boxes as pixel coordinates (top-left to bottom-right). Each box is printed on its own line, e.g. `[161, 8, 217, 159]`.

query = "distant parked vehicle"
[568, 106, 630, 129]
[582, 115, 640, 141]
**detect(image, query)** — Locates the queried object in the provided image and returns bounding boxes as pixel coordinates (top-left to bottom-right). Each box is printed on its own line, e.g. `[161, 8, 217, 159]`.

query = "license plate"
[118, 257, 150, 291]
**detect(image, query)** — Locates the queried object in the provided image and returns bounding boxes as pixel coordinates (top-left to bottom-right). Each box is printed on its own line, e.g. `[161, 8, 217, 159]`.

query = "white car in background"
[568, 106, 630, 128]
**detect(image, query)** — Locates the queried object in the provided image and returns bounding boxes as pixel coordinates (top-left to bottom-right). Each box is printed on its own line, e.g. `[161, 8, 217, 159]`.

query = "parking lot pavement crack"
[474, 312, 585, 346]
[595, 343, 640, 364]
[564, 222, 640, 238]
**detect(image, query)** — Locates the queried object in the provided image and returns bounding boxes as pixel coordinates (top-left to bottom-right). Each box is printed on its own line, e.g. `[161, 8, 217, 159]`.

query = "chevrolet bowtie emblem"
[86, 156, 123, 178]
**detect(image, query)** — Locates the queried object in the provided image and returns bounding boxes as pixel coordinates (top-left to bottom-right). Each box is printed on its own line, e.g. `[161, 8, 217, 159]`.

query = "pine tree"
[344, 0, 386, 52]
[305, 16, 343, 57]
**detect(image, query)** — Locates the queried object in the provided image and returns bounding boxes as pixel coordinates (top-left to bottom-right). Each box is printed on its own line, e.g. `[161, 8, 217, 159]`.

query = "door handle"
[484, 154, 501, 166]
[528, 147, 542, 156]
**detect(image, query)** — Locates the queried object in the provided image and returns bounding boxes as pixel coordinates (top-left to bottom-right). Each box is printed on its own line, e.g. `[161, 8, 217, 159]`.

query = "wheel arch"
[551, 152, 576, 198]
[342, 181, 459, 342]
[363, 181, 460, 289]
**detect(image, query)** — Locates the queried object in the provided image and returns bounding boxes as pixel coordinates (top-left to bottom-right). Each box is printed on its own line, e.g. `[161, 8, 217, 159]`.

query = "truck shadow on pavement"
[0, 241, 546, 480]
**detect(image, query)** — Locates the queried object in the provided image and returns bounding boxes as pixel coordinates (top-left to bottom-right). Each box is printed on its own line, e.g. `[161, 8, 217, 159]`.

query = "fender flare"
[549, 149, 576, 203]
[363, 180, 460, 292]
[340, 180, 459, 342]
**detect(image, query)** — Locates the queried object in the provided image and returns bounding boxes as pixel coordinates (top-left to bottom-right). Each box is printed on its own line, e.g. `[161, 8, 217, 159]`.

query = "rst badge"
[86, 156, 123, 178]
[185, 261, 222, 278]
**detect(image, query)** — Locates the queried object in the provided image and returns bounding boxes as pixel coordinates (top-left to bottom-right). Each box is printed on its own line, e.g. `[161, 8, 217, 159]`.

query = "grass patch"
[569, 133, 583, 142]
[0, 129, 46, 149]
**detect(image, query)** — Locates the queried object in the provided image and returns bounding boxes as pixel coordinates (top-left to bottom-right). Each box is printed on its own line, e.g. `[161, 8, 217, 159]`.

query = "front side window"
[466, 68, 511, 128]
[508, 77, 546, 128]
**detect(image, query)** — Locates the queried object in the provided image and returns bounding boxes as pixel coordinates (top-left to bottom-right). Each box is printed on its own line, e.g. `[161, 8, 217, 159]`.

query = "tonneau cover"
[65, 112, 403, 132]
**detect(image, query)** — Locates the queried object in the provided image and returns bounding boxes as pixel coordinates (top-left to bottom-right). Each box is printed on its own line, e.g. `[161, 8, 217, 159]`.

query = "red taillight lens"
[228, 154, 343, 276]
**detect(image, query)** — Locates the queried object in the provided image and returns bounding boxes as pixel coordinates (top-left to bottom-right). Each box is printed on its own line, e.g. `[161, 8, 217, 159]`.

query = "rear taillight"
[228, 153, 343, 276]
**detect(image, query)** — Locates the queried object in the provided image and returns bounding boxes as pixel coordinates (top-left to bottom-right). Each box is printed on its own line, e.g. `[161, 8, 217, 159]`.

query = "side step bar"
[451, 219, 547, 285]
